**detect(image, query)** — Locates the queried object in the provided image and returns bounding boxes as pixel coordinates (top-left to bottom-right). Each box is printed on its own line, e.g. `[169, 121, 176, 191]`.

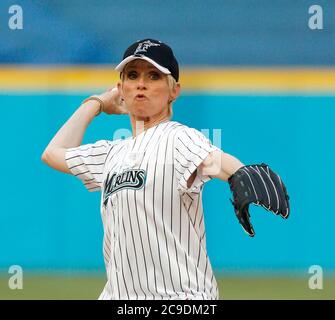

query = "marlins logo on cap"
[134, 40, 161, 55]
[115, 39, 179, 81]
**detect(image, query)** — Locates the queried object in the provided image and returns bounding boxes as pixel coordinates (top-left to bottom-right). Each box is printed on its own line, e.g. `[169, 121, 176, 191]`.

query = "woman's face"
[118, 59, 179, 119]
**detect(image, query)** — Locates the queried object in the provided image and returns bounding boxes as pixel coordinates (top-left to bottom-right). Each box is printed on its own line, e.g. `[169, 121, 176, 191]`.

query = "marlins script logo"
[103, 169, 146, 206]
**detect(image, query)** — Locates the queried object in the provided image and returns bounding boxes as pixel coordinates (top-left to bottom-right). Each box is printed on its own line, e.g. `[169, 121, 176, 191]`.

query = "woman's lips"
[135, 94, 147, 101]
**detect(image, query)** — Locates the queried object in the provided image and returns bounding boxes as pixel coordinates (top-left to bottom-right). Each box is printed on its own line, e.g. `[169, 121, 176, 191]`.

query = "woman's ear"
[170, 83, 181, 101]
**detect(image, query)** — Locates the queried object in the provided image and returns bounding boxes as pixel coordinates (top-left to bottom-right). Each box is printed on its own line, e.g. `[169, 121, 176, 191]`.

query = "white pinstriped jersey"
[65, 120, 220, 300]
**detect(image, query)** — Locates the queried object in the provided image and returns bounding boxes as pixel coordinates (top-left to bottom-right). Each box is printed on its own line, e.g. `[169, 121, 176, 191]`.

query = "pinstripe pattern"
[66, 121, 219, 300]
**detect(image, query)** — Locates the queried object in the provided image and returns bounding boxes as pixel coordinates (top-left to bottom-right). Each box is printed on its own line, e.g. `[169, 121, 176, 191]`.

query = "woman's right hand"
[97, 87, 128, 115]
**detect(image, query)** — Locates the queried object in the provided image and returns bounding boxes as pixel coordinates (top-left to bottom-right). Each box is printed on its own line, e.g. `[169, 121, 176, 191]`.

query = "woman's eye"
[149, 72, 160, 80]
[127, 71, 137, 79]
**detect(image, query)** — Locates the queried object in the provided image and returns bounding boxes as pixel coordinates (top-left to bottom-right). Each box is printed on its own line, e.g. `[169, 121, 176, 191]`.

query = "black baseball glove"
[228, 163, 290, 237]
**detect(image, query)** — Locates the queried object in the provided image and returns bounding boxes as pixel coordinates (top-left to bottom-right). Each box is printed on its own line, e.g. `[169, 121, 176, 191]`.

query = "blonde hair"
[166, 74, 177, 118]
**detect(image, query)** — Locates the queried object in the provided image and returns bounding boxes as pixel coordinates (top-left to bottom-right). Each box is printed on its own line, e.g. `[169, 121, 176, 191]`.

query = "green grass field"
[0, 274, 334, 300]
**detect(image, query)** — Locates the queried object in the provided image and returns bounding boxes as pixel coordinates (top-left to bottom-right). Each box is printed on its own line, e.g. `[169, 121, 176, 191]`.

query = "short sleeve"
[65, 139, 119, 192]
[174, 127, 220, 193]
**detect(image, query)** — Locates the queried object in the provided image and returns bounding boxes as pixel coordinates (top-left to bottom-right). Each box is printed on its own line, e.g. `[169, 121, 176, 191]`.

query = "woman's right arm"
[41, 88, 127, 174]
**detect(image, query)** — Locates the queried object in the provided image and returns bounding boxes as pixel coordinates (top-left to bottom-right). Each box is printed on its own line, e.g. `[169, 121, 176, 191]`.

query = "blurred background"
[0, 0, 334, 299]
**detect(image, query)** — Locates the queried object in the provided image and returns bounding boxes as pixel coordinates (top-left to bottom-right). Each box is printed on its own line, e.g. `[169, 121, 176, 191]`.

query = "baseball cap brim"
[115, 55, 171, 75]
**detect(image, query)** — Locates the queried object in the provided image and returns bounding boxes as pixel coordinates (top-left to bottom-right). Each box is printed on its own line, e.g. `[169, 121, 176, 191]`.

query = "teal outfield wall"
[0, 93, 334, 272]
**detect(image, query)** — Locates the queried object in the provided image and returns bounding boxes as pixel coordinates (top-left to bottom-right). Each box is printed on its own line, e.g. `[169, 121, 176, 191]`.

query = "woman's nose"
[136, 75, 146, 89]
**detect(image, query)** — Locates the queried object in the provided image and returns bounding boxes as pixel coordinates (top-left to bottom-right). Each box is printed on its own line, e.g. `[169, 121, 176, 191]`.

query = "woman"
[42, 39, 289, 300]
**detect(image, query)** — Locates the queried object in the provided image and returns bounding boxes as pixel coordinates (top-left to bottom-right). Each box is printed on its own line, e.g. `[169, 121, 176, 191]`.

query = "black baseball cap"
[115, 39, 179, 81]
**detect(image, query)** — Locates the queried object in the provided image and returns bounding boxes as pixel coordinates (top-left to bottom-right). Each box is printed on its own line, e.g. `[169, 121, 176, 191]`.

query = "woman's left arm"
[198, 150, 244, 182]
